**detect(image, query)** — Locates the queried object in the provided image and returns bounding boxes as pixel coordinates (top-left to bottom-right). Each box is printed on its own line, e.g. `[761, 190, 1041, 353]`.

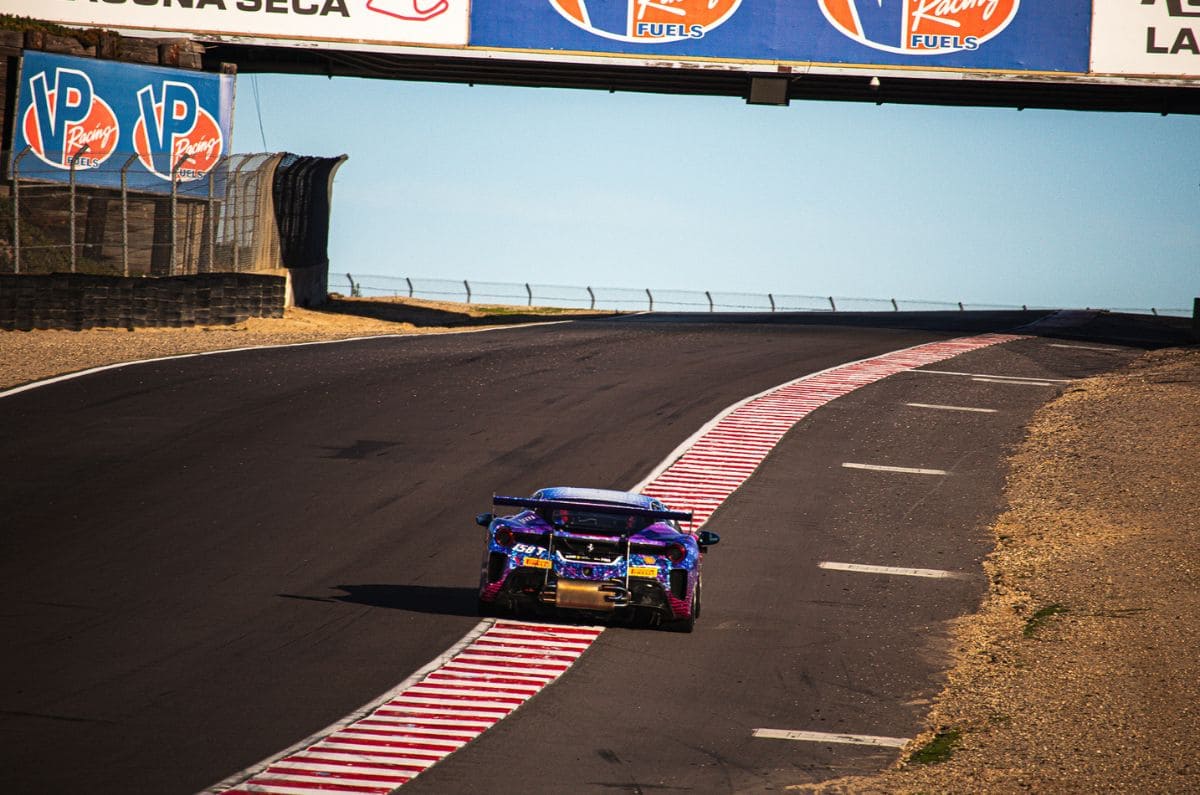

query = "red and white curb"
[208, 332, 1021, 793]
[635, 333, 1022, 525]
[210, 621, 602, 794]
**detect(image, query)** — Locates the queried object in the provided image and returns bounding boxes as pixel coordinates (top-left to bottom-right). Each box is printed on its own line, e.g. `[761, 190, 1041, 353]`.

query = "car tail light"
[494, 527, 516, 548]
[665, 543, 687, 564]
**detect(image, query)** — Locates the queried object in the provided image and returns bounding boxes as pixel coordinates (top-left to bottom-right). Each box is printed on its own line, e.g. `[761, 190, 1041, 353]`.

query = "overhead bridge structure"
[5, 0, 1200, 115]
[200, 42, 1200, 116]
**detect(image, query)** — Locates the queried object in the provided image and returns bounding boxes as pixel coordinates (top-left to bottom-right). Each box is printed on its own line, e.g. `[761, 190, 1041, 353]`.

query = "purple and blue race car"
[475, 487, 719, 632]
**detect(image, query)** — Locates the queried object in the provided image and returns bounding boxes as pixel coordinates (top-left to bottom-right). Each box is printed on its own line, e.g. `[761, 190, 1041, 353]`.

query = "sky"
[232, 73, 1199, 313]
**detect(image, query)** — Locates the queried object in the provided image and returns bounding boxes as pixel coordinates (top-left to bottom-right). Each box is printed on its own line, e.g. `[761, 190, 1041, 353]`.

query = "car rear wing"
[493, 495, 692, 524]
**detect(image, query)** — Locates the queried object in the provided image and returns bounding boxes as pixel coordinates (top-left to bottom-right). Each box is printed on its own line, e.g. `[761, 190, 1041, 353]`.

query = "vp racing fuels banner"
[10, 52, 235, 197]
[469, 0, 1092, 74]
[1, 0, 469, 47]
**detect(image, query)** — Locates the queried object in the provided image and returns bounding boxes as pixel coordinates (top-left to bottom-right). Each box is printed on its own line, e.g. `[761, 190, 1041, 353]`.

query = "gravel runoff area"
[2, 302, 1197, 792]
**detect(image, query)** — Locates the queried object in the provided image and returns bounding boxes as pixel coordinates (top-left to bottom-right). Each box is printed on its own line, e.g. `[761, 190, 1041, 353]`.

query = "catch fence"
[341, 274, 1193, 318]
[0, 150, 345, 279]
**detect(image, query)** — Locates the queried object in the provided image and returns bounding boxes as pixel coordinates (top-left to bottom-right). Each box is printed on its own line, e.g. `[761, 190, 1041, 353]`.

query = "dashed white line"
[0, 321, 575, 402]
[208, 332, 1024, 792]
[1047, 343, 1121, 352]
[841, 462, 948, 476]
[915, 369, 1072, 383]
[752, 728, 911, 748]
[818, 562, 967, 579]
[904, 402, 998, 413]
[971, 377, 1055, 386]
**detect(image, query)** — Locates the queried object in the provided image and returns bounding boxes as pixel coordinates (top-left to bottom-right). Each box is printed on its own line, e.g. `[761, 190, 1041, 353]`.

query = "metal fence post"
[587, 286, 595, 310]
[406, 277, 413, 297]
[170, 153, 193, 276]
[464, 279, 471, 303]
[1192, 297, 1199, 342]
[120, 154, 138, 277]
[958, 301, 965, 311]
[205, 157, 225, 273]
[891, 298, 898, 311]
[231, 156, 254, 273]
[345, 273, 355, 295]
[705, 291, 713, 312]
[768, 293, 775, 312]
[12, 148, 29, 274]
[68, 144, 90, 274]
[1151, 307, 1158, 316]
[646, 288, 654, 311]
[525, 282, 532, 306]
[828, 296, 836, 312]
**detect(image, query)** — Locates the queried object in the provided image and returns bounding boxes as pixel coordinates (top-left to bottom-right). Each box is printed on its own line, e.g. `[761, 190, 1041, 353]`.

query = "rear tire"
[665, 575, 700, 633]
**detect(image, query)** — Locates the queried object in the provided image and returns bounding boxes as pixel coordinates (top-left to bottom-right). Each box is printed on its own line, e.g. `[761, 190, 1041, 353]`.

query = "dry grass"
[795, 347, 1200, 794]
[5, 302, 1196, 793]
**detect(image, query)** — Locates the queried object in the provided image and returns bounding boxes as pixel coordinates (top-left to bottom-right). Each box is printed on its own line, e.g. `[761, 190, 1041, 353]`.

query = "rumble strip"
[208, 332, 1020, 793]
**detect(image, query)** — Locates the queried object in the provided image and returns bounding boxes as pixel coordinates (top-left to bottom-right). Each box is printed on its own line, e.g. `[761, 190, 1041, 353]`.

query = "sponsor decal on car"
[523, 555, 552, 569]
[818, 0, 1020, 55]
[549, 0, 742, 44]
[629, 565, 660, 578]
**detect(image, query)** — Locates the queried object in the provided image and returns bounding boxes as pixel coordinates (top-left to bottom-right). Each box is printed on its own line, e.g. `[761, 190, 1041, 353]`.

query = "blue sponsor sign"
[11, 52, 235, 197]
[470, 0, 1091, 74]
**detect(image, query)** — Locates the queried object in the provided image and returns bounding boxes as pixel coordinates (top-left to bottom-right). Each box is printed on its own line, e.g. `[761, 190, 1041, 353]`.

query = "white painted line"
[752, 728, 910, 748]
[0, 320, 573, 402]
[818, 562, 967, 579]
[905, 402, 998, 414]
[632, 334, 1021, 499]
[971, 377, 1055, 387]
[207, 332, 1024, 792]
[841, 462, 948, 476]
[1047, 343, 1121, 352]
[201, 619, 494, 794]
[915, 369, 1071, 383]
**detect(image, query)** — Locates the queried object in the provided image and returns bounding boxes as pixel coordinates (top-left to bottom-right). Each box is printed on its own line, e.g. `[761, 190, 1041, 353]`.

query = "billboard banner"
[1092, 0, 1200, 77]
[11, 52, 235, 197]
[469, 0, 1093, 73]
[2, 0, 468, 48]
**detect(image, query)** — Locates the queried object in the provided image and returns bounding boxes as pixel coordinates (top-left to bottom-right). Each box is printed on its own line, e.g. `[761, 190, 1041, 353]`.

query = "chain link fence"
[340, 274, 1193, 318]
[0, 150, 331, 278]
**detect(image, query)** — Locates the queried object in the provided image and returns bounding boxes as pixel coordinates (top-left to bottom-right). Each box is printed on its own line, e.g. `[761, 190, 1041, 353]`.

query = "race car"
[475, 486, 719, 632]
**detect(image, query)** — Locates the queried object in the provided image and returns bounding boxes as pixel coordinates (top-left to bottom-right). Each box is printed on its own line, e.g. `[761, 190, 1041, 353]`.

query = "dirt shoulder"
[799, 346, 1200, 793]
[0, 297, 610, 391]
[4, 304, 1197, 791]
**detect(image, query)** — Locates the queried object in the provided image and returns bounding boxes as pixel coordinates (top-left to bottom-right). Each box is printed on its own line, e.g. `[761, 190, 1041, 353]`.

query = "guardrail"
[340, 274, 1194, 318]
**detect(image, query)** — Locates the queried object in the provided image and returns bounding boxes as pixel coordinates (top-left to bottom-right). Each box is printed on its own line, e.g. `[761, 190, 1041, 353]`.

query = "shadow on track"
[278, 584, 480, 617]
[318, 297, 613, 328]
[613, 310, 1195, 348]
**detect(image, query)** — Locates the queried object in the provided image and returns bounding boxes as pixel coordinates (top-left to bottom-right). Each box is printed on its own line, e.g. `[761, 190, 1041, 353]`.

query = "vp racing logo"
[818, 0, 1020, 55]
[133, 82, 224, 182]
[22, 67, 119, 171]
[550, 0, 742, 44]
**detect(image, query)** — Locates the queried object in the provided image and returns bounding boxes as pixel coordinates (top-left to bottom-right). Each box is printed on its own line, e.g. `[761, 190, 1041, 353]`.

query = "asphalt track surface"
[0, 313, 1154, 794]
